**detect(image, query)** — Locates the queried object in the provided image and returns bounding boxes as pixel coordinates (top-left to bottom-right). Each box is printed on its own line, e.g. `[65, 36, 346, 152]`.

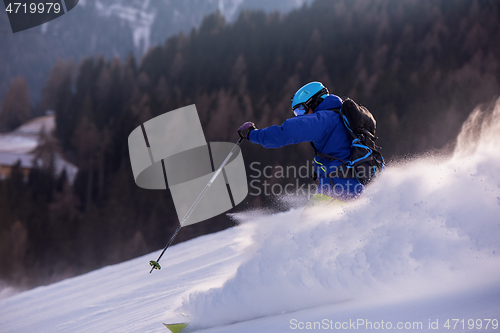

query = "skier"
[238, 81, 363, 205]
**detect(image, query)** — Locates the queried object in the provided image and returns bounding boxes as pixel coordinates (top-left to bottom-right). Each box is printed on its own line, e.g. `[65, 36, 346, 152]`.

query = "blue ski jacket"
[248, 95, 363, 199]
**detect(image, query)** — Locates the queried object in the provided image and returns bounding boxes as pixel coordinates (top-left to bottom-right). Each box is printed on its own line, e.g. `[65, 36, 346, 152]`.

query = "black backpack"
[311, 98, 384, 185]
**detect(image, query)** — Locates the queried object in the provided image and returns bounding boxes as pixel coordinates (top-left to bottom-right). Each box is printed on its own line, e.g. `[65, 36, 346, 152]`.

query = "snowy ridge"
[0, 99, 499, 332]
[94, 0, 156, 53]
[73, 0, 312, 53]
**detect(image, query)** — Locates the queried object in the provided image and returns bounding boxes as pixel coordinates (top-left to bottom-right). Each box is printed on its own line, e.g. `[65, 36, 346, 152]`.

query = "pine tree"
[0, 77, 31, 132]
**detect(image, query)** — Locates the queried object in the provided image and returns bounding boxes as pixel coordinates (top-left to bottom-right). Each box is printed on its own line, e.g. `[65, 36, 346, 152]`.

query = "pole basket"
[149, 260, 161, 271]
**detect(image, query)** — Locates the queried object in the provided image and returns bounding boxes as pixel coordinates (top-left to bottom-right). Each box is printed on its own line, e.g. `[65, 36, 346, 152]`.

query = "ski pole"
[150, 137, 245, 273]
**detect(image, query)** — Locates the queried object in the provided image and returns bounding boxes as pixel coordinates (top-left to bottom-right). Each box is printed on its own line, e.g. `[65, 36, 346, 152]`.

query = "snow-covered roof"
[0, 115, 77, 183]
[15, 115, 55, 136]
[0, 115, 55, 154]
[0, 152, 33, 169]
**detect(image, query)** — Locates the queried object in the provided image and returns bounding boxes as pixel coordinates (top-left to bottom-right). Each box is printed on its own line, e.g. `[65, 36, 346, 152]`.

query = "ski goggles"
[292, 104, 307, 116]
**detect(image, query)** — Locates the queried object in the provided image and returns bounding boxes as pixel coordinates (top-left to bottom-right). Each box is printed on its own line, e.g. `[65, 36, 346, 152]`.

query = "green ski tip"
[149, 260, 161, 270]
[163, 322, 188, 333]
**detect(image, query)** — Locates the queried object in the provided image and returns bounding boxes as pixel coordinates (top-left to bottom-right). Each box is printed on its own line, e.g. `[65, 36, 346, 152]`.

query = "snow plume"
[180, 98, 500, 328]
[454, 97, 500, 158]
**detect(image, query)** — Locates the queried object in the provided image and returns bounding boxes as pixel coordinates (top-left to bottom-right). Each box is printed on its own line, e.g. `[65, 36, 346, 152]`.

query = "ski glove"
[238, 122, 256, 140]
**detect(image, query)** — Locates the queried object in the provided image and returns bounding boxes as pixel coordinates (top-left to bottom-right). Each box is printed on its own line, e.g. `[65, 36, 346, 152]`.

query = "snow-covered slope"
[1, 99, 499, 332]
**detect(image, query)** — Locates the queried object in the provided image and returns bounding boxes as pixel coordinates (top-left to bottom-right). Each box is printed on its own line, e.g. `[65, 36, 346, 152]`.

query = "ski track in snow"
[1, 99, 500, 332]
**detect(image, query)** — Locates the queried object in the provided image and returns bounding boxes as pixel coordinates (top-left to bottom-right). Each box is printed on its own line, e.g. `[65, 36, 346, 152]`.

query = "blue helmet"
[291, 81, 329, 116]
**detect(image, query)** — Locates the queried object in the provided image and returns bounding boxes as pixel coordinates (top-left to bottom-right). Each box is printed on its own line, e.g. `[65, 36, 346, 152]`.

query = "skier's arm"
[248, 114, 329, 148]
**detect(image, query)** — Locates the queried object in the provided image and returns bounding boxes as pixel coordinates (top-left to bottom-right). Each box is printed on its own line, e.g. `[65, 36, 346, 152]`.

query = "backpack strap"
[310, 142, 347, 164]
[309, 108, 355, 179]
[310, 142, 357, 179]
